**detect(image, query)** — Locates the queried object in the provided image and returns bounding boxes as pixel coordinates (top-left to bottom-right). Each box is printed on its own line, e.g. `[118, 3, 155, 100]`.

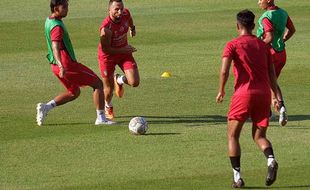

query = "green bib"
[257, 8, 288, 52]
[44, 17, 77, 64]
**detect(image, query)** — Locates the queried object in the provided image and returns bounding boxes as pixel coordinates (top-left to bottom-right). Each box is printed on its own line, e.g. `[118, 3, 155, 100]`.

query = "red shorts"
[228, 94, 271, 127]
[51, 60, 100, 94]
[270, 48, 286, 77]
[98, 54, 137, 78]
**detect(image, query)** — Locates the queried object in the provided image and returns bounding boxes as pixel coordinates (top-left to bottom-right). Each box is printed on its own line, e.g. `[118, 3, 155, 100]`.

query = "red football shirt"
[222, 35, 272, 96]
[50, 24, 76, 66]
[98, 8, 133, 59]
[50, 26, 65, 50]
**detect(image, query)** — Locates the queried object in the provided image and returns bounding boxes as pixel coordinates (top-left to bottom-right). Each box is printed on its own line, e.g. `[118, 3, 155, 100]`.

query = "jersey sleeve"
[222, 41, 235, 58]
[50, 26, 64, 41]
[262, 18, 273, 33]
[286, 16, 294, 29]
[123, 8, 131, 18]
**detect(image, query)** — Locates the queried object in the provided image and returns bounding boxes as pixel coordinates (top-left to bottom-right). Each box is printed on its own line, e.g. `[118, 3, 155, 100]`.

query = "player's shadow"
[45, 122, 91, 126]
[145, 132, 181, 136]
[118, 115, 227, 126]
[286, 114, 310, 122]
[242, 185, 310, 189]
[270, 114, 310, 129]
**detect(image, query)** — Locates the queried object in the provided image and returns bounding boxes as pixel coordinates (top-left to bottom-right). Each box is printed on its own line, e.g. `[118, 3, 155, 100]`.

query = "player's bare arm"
[100, 27, 136, 54]
[216, 57, 232, 103]
[51, 41, 65, 78]
[129, 17, 136, 37]
[283, 18, 296, 42]
[263, 31, 273, 44]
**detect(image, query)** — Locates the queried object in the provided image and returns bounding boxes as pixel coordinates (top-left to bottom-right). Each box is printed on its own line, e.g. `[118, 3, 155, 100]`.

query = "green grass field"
[1, 0, 310, 189]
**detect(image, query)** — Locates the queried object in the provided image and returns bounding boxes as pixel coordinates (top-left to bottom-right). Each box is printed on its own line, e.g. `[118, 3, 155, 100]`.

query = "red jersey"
[51, 26, 66, 50]
[222, 35, 272, 96]
[50, 25, 100, 93]
[98, 8, 132, 59]
[50, 25, 76, 66]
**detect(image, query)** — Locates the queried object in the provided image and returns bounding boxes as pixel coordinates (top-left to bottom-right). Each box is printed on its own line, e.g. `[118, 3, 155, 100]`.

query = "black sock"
[230, 156, 241, 171]
[263, 147, 275, 159]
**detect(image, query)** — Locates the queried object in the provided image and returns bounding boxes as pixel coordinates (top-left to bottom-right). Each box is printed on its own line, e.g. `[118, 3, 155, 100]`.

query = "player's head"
[257, 0, 275, 10]
[236, 9, 255, 31]
[50, 0, 69, 17]
[108, 0, 124, 22]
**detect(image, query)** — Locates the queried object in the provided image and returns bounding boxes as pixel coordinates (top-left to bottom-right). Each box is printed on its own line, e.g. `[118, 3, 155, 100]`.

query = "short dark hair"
[109, 0, 123, 6]
[236, 9, 255, 29]
[50, 0, 68, 13]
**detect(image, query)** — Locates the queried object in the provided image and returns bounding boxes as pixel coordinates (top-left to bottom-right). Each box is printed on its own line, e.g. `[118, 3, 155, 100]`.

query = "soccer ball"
[128, 117, 148, 135]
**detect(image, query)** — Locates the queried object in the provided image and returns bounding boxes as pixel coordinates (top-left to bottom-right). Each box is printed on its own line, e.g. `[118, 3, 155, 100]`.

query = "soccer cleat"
[105, 106, 114, 120]
[266, 160, 278, 186]
[95, 119, 116, 125]
[114, 74, 124, 98]
[36, 103, 48, 126]
[279, 106, 288, 126]
[232, 178, 245, 188]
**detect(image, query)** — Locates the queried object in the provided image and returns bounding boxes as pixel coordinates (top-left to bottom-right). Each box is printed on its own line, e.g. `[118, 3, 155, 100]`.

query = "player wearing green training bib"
[257, 0, 295, 126]
[36, 0, 114, 126]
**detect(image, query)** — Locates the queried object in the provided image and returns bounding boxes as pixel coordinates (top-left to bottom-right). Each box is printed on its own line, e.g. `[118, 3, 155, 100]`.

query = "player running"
[98, 0, 140, 120]
[36, 0, 114, 126]
[257, 0, 296, 126]
[216, 10, 279, 188]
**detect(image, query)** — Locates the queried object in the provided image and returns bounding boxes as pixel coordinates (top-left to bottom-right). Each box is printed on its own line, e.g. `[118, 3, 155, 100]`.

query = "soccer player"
[36, 0, 114, 126]
[257, 0, 296, 126]
[98, 0, 140, 119]
[216, 10, 279, 188]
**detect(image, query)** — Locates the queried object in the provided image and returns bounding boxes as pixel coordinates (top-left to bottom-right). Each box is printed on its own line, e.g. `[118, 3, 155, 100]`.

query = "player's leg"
[277, 84, 288, 126]
[114, 55, 139, 98]
[36, 90, 80, 126]
[99, 60, 116, 119]
[52, 64, 82, 105]
[227, 95, 250, 188]
[273, 50, 288, 126]
[74, 63, 114, 124]
[228, 120, 245, 188]
[124, 67, 140, 87]
[92, 79, 114, 125]
[102, 76, 115, 119]
[252, 126, 278, 186]
[251, 93, 278, 186]
[36, 65, 81, 126]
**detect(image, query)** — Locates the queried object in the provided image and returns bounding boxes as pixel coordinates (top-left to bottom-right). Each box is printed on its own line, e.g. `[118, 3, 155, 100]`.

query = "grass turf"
[0, 0, 310, 189]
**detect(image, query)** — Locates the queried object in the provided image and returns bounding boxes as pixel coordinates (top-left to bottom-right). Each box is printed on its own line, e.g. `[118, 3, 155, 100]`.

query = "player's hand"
[216, 92, 225, 103]
[124, 45, 137, 53]
[130, 29, 136, 37]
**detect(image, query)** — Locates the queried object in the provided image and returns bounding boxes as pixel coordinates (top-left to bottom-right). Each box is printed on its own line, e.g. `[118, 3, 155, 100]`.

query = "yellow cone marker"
[161, 71, 172, 78]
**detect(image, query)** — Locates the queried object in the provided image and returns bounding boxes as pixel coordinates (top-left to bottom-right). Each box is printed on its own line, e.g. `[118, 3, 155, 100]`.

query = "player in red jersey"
[98, 0, 139, 119]
[36, 0, 114, 126]
[216, 10, 279, 188]
[257, 0, 296, 126]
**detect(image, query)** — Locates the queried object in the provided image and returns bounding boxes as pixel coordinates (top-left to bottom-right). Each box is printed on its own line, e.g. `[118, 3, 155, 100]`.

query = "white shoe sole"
[95, 120, 116, 125]
[279, 112, 288, 126]
[36, 103, 46, 126]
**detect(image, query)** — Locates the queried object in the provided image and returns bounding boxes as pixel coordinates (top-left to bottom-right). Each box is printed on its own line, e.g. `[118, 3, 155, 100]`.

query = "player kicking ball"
[98, 0, 140, 120]
[36, 0, 114, 126]
[216, 10, 279, 188]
